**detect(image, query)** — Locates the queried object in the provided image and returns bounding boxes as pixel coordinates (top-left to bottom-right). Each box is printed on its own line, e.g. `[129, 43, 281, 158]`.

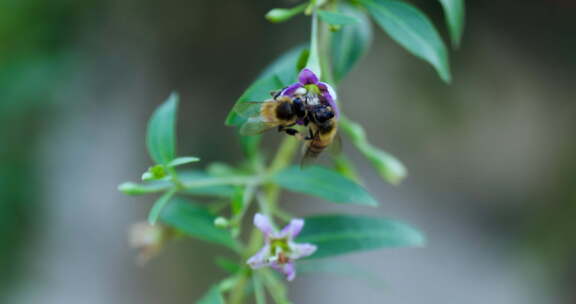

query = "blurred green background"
[1, 0, 575, 303]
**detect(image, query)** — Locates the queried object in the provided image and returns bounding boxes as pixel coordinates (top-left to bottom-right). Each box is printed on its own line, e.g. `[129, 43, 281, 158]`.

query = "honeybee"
[302, 104, 339, 165]
[233, 91, 339, 164]
[233, 94, 308, 136]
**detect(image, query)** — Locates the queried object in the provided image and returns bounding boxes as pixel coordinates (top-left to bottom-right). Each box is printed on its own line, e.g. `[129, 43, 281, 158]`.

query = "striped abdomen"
[306, 123, 337, 158]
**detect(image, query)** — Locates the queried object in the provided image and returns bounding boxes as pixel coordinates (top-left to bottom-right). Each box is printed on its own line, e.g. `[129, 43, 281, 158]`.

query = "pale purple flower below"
[247, 213, 317, 281]
[279, 68, 339, 118]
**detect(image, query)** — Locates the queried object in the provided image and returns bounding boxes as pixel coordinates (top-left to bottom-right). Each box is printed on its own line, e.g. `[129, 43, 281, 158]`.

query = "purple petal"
[283, 262, 296, 281]
[280, 218, 304, 238]
[290, 243, 317, 260]
[317, 82, 339, 118]
[320, 82, 338, 101]
[247, 244, 271, 269]
[280, 83, 303, 97]
[298, 68, 319, 85]
[271, 261, 296, 281]
[254, 213, 274, 236]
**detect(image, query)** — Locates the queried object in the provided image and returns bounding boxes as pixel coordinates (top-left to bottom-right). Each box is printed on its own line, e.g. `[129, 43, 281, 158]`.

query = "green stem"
[267, 136, 299, 174]
[228, 137, 298, 303]
[306, 8, 322, 78]
[265, 136, 299, 214]
[229, 0, 337, 299]
[229, 227, 263, 304]
[230, 183, 258, 237]
[318, 4, 335, 84]
[181, 176, 261, 188]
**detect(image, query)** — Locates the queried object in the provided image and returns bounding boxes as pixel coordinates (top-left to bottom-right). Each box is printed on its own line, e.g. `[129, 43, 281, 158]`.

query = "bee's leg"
[270, 89, 281, 99]
[284, 128, 299, 136]
[286, 128, 306, 140]
[279, 127, 306, 140]
[278, 123, 296, 132]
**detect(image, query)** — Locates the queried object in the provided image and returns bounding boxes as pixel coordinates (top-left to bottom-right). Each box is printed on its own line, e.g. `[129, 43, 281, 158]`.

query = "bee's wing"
[239, 117, 277, 136]
[232, 101, 269, 118]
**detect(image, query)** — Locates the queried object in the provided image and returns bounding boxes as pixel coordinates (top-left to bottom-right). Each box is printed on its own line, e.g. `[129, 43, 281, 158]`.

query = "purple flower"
[247, 213, 317, 281]
[280, 68, 339, 118]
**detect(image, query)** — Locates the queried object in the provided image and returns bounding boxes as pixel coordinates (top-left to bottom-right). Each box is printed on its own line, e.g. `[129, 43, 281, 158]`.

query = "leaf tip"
[399, 221, 426, 247]
[411, 229, 427, 247]
[168, 91, 180, 104]
[365, 196, 380, 207]
[118, 182, 137, 195]
[441, 70, 452, 84]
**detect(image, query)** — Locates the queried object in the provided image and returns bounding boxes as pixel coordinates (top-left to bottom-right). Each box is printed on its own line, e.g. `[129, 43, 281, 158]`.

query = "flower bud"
[214, 217, 230, 228]
[141, 164, 167, 181]
[265, 4, 307, 23]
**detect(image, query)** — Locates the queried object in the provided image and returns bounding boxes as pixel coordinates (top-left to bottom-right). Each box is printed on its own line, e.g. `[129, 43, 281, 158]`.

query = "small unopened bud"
[265, 3, 307, 23]
[266, 8, 294, 23]
[142, 165, 167, 181]
[214, 217, 229, 228]
[150, 165, 167, 178]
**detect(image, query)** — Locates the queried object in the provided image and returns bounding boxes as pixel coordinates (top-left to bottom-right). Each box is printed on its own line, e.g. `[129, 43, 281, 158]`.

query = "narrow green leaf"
[225, 46, 306, 126]
[332, 153, 362, 184]
[168, 156, 200, 167]
[119, 170, 241, 197]
[141, 172, 154, 181]
[117, 181, 169, 195]
[179, 171, 236, 198]
[360, 0, 451, 83]
[231, 187, 245, 215]
[297, 214, 425, 258]
[148, 189, 176, 225]
[253, 275, 267, 304]
[340, 116, 406, 185]
[146, 92, 178, 164]
[230, 185, 256, 238]
[361, 147, 406, 185]
[318, 10, 360, 25]
[260, 270, 291, 304]
[159, 198, 239, 250]
[258, 46, 305, 86]
[206, 162, 239, 177]
[215, 256, 242, 274]
[272, 166, 378, 206]
[296, 49, 309, 71]
[265, 3, 308, 23]
[197, 285, 225, 304]
[219, 276, 240, 292]
[438, 0, 465, 48]
[331, 5, 373, 83]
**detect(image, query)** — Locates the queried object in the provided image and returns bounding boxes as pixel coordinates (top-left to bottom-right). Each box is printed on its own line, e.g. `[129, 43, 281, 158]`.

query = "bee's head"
[312, 105, 335, 124]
